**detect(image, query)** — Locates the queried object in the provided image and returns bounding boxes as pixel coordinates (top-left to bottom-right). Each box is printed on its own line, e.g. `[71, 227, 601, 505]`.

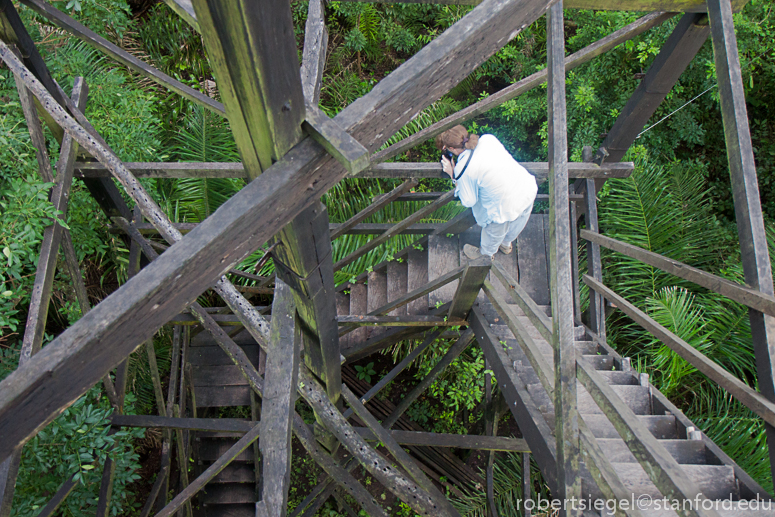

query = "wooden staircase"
[190, 330, 261, 517]
[335, 213, 771, 515]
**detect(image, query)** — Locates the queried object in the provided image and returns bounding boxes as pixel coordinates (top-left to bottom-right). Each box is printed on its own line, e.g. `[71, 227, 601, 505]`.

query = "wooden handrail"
[581, 229, 775, 317]
[584, 274, 775, 427]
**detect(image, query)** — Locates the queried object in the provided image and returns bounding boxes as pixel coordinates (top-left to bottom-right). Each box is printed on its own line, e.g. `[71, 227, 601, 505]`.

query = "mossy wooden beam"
[338, 0, 748, 12]
[304, 105, 370, 175]
[191, 0, 305, 178]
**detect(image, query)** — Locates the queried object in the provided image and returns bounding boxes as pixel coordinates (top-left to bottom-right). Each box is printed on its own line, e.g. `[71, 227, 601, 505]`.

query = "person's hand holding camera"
[440, 149, 455, 179]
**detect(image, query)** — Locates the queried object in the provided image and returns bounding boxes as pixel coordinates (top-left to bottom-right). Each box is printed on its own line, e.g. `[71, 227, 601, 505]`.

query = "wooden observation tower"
[0, 0, 774, 515]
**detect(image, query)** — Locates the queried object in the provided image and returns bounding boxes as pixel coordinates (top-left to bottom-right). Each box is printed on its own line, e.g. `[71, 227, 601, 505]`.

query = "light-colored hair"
[435, 125, 479, 151]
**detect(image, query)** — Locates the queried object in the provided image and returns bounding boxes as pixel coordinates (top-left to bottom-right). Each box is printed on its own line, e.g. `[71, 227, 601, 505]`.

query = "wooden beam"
[338, 0, 748, 11]
[74, 160, 633, 181]
[448, 256, 491, 320]
[583, 180, 605, 339]
[708, 0, 775, 482]
[341, 385, 461, 517]
[582, 229, 775, 317]
[300, 0, 328, 105]
[18, 0, 221, 115]
[297, 368, 442, 516]
[353, 427, 529, 452]
[468, 307, 558, 491]
[260, 280, 299, 516]
[373, 12, 673, 163]
[0, 0, 559, 461]
[547, 5, 580, 510]
[359, 161, 634, 181]
[334, 191, 455, 271]
[192, 0, 305, 177]
[331, 179, 418, 240]
[111, 415, 255, 432]
[595, 13, 710, 164]
[304, 104, 370, 175]
[338, 315, 466, 327]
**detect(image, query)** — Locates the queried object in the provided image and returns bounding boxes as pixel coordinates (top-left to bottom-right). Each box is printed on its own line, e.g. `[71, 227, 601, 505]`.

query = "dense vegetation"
[1, 0, 774, 514]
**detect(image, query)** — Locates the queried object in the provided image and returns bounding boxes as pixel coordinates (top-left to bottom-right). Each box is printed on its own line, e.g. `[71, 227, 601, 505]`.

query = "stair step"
[407, 246, 429, 314]
[336, 291, 349, 316]
[202, 503, 255, 517]
[595, 438, 709, 464]
[582, 354, 615, 371]
[189, 345, 260, 366]
[582, 414, 678, 439]
[367, 269, 388, 339]
[193, 365, 250, 387]
[526, 383, 651, 416]
[595, 370, 640, 385]
[428, 234, 459, 307]
[387, 261, 408, 316]
[205, 463, 255, 484]
[612, 463, 738, 500]
[517, 214, 550, 305]
[198, 440, 254, 462]
[348, 282, 368, 347]
[200, 484, 256, 504]
[195, 386, 251, 408]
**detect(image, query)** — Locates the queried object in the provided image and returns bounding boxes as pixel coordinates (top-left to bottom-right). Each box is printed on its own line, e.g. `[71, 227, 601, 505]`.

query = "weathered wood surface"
[584, 274, 775, 427]
[0, 0, 560, 461]
[490, 260, 552, 342]
[112, 221, 440, 236]
[112, 415, 255, 432]
[330, 179, 418, 240]
[354, 428, 529, 452]
[708, 0, 775, 481]
[339, 315, 466, 326]
[297, 368, 442, 516]
[373, 12, 672, 163]
[75, 162, 244, 179]
[583, 178, 606, 341]
[300, 0, 328, 104]
[360, 161, 634, 181]
[387, 261, 408, 316]
[582, 229, 775, 317]
[448, 256, 491, 320]
[260, 280, 299, 516]
[342, 385, 461, 517]
[18, 0, 221, 114]
[469, 307, 558, 491]
[155, 422, 261, 517]
[594, 13, 710, 164]
[516, 215, 550, 306]
[339, 0, 745, 12]
[192, 0, 304, 176]
[304, 105, 370, 175]
[576, 360, 720, 517]
[428, 234, 460, 307]
[334, 191, 455, 271]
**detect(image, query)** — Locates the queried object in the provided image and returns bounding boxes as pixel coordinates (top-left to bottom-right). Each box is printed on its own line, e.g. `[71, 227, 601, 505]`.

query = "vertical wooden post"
[707, 0, 775, 482]
[448, 255, 492, 320]
[569, 198, 582, 323]
[522, 453, 532, 517]
[259, 279, 300, 516]
[547, 3, 580, 514]
[0, 76, 88, 517]
[583, 179, 605, 340]
[300, 0, 328, 105]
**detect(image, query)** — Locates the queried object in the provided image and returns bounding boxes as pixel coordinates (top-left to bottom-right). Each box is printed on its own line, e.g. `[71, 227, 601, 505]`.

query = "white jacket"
[452, 134, 538, 227]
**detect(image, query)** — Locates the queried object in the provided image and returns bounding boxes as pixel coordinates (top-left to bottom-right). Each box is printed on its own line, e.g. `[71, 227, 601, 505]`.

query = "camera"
[440, 149, 454, 178]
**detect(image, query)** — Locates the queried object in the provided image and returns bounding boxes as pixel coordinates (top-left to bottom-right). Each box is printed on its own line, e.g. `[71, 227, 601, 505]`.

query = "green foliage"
[452, 453, 551, 517]
[354, 361, 377, 383]
[10, 386, 144, 517]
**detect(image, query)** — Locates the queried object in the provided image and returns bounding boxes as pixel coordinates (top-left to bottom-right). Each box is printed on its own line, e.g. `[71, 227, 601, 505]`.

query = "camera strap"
[454, 145, 476, 181]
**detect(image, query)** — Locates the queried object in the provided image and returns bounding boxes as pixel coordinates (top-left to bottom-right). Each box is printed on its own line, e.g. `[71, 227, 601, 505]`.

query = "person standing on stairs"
[438, 125, 538, 260]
